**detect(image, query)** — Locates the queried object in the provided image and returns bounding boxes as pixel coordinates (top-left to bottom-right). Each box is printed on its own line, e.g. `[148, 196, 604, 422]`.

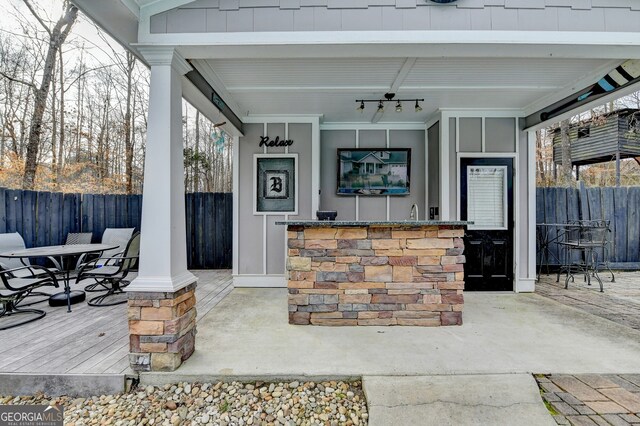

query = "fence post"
[578, 181, 588, 220]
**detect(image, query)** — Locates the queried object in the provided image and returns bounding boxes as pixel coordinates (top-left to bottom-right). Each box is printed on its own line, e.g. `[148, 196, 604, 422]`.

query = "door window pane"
[466, 165, 507, 230]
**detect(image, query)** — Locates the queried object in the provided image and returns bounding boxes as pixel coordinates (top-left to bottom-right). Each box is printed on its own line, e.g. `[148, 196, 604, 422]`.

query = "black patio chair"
[82, 228, 135, 293]
[48, 232, 94, 273]
[75, 232, 140, 307]
[0, 265, 59, 330]
[0, 232, 53, 306]
[65, 232, 93, 245]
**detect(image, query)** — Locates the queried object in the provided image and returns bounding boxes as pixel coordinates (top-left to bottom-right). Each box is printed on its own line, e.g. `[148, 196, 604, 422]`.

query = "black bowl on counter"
[316, 210, 337, 221]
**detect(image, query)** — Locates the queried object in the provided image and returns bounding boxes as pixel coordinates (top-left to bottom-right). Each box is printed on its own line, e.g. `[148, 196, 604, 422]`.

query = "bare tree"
[559, 119, 573, 187]
[124, 52, 135, 194]
[0, 1, 231, 194]
[21, 0, 77, 189]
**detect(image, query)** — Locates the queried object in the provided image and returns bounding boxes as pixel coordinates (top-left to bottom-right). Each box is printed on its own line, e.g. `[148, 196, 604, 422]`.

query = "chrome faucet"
[410, 203, 419, 221]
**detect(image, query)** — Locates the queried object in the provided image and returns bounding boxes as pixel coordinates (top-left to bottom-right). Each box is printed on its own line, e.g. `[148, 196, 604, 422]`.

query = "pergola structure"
[72, 0, 640, 372]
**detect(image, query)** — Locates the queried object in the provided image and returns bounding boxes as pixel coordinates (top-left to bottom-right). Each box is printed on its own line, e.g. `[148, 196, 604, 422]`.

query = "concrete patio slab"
[364, 374, 556, 426]
[141, 288, 640, 384]
[0, 373, 125, 397]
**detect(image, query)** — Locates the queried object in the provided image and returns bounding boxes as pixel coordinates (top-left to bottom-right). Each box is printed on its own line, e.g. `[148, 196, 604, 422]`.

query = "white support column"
[128, 47, 197, 293]
[524, 130, 538, 292]
[440, 115, 451, 220]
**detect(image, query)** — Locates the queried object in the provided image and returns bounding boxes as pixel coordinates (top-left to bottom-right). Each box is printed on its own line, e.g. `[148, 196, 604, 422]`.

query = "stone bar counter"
[275, 220, 471, 327]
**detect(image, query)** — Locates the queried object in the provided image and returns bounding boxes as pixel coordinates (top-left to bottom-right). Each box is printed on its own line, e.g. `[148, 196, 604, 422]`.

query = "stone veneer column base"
[287, 225, 465, 327]
[128, 282, 197, 372]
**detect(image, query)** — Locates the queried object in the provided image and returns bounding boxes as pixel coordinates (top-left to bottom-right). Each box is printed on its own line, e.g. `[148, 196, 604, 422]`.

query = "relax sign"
[259, 136, 293, 148]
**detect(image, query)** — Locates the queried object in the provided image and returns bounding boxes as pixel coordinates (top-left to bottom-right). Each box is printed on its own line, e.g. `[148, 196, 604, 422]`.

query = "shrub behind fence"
[0, 188, 232, 269]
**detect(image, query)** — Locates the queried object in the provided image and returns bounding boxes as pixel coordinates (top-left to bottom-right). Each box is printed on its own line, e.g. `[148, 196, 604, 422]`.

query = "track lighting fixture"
[355, 93, 424, 114]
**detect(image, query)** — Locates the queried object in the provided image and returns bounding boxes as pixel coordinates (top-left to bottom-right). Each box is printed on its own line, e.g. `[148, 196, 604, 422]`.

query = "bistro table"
[536, 223, 569, 281]
[0, 243, 117, 313]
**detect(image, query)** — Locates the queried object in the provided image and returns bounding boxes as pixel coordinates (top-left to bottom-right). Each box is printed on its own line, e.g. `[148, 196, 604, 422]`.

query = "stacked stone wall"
[128, 283, 197, 371]
[287, 225, 465, 326]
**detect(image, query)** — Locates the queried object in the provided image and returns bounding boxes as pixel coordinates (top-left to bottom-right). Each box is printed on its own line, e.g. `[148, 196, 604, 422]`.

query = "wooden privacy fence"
[0, 188, 232, 269]
[536, 185, 640, 268]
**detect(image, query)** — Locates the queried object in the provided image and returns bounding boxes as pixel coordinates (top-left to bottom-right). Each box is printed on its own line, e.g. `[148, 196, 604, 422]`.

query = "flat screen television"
[337, 148, 411, 196]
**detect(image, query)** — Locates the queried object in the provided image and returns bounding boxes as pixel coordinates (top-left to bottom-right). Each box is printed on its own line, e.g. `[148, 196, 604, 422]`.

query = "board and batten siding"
[439, 113, 534, 290]
[320, 129, 425, 221]
[150, 1, 640, 34]
[237, 122, 313, 280]
[427, 122, 440, 219]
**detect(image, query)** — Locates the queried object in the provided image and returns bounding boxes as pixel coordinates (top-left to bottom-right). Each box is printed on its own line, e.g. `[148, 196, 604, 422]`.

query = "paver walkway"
[536, 272, 640, 330]
[537, 374, 640, 425]
[536, 272, 640, 425]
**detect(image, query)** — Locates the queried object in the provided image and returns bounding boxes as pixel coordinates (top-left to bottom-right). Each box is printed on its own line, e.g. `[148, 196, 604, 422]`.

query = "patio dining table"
[536, 223, 577, 279]
[0, 243, 117, 313]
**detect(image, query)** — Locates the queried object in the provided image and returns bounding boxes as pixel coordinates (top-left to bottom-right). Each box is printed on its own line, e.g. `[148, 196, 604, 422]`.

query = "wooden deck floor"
[0, 270, 232, 375]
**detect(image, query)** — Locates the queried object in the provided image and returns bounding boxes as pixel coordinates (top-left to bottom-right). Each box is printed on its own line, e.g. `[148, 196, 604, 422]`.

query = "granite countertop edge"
[275, 220, 472, 227]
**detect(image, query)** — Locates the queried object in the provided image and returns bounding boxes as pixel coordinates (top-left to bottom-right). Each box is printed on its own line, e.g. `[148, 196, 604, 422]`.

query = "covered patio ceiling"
[189, 55, 620, 124]
[72, 0, 640, 132]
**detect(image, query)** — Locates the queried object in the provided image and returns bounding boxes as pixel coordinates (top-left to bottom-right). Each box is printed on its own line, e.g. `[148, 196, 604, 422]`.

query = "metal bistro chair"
[556, 220, 610, 292]
[0, 264, 59, 330]
[76, 232, 140, 307]
[592, 220, 615, 283]
[82, 228, 135, 293]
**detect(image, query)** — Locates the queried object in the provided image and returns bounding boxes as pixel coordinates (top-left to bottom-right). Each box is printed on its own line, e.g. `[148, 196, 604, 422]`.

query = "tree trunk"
[560, 119, 573, 187]
[56, 48, 65, 185]
[124, 52, 135, 194]
[51, 57, 58, 180]
[536, 130, 547, 186]
[535, 130, 545, 185]
[22, 1, 77, 189]
[75, 45, 84, 162]
[0, 112, 5, 168]
[194, 110, 200, 192]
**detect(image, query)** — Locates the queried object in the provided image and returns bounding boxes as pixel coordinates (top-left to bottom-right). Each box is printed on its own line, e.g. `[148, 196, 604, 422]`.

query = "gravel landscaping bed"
[0, 380, 368, 426]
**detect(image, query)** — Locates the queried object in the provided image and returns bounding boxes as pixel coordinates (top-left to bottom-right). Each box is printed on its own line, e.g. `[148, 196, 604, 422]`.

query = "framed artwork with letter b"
[254, 154, 298, 214]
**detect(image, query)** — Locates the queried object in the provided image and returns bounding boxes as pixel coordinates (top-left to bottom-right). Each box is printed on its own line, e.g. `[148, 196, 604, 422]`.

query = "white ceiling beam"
[189, 59, 246, 119]
[372, 57, 417, 124]
[525, 79, 640, 132]
[226, 85, 562, 92]
[523, 59, 622, 116]
[390, 57, 417, 93]
[143, 31, 640, 59]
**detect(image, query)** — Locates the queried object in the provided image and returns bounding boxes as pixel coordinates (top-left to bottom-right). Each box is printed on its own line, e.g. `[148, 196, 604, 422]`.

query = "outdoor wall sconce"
[356, 93, 425, 113]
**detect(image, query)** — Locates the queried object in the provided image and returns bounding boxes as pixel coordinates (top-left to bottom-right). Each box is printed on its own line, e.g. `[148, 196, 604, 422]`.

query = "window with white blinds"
[466, 166, 508, 230]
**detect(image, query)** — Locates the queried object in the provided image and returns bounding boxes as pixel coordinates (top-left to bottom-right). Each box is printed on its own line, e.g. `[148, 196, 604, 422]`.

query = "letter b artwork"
[254, 154, 297, 213]
[264, 170, 289, 199]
